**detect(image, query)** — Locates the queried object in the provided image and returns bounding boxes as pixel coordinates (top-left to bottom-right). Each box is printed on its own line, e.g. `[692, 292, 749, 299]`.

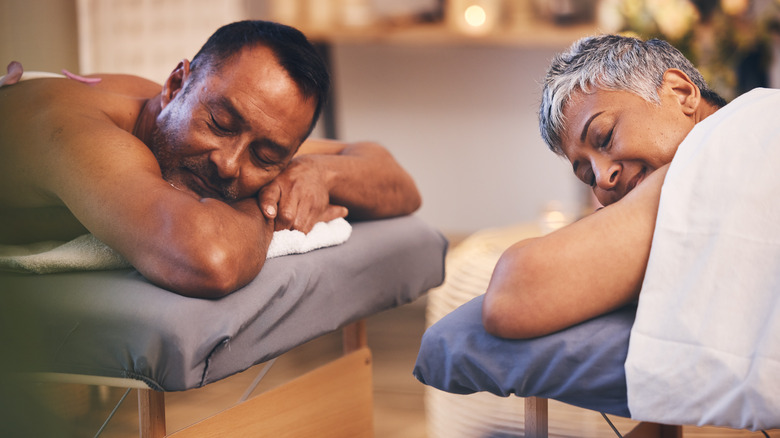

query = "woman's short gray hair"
[539, 34, 725, 155]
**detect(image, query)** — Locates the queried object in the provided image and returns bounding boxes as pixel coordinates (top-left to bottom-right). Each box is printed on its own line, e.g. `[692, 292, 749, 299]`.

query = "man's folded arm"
[124, 195, 274, 298]
[49, 125, 275, 298]
[294, 139, 422, 218]
[44, 117, 421, 297]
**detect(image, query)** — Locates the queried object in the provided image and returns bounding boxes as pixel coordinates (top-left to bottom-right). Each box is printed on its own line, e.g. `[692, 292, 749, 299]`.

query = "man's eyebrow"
[256, 138, 291, 159]
[214, 96, 246, 125]
[580, 111, 604, 143]
[211, 97, 295, 159]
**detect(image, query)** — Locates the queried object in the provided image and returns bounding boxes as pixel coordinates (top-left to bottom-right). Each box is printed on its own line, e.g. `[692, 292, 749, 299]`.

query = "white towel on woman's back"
[625, 88, 780, 430]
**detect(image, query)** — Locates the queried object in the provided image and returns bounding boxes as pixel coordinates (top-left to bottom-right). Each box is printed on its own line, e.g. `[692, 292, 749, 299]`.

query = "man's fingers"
[289, 205, 348, 234]
[322, 205, 349, 222]
[258, 183, 281, 219]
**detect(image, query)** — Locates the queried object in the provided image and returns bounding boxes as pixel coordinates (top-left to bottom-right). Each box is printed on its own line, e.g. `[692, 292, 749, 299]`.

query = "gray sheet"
[1, 216, 446, 391]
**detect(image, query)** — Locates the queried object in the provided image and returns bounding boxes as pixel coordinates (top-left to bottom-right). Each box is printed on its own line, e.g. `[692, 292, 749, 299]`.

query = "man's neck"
[133, 94, 162, 146]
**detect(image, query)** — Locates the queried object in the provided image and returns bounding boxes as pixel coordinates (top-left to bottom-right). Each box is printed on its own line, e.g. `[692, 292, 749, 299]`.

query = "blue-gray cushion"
[414, 295, 635, 417]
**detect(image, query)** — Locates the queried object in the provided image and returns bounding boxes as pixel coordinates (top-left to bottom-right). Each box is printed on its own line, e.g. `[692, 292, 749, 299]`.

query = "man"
[482, 35, 728, 338]
[0, 20, 421, 298]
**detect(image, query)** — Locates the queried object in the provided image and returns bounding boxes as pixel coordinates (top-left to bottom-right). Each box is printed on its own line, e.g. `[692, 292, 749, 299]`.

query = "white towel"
[0, 69, 65, 86]
[625, 88, 780, 430]
[0, 234, 131, 274]
[0, 218, 351, 274]
[266, 217, 352, 259]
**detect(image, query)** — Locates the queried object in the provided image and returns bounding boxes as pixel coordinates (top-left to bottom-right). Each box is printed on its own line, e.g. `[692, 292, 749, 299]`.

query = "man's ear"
[161, 59, 191, 108]
[662, 68, 700, 116]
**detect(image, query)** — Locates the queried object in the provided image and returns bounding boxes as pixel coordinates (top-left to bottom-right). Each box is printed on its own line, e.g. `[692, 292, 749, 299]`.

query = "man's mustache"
[181, 158, 240, 201]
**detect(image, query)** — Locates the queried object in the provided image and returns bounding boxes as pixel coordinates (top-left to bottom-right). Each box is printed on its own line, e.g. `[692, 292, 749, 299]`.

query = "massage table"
[0, 215, 447, 437]
[414, 221, 777, 438]
[413, 223, 650, 438]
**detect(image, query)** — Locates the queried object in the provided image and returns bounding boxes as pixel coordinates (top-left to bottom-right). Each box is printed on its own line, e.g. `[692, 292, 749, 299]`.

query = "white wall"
[0, 0, 79, 73]
[330, 43, 584, 236]
[76, 0, 245, 83]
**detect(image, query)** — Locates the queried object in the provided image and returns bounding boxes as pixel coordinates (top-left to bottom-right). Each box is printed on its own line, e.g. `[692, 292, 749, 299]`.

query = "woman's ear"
[161, 59, 191, 108]
[662, 68, 700, 116]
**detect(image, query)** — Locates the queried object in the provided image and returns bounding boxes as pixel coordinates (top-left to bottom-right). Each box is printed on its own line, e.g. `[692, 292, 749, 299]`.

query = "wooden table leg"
[525, 397, 548, 438]
[138, 389, 166, 438]
[343, 319, 368, 354]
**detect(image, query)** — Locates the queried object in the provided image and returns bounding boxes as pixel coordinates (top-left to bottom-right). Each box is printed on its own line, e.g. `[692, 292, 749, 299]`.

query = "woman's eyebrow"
[580, 111, 604, 143]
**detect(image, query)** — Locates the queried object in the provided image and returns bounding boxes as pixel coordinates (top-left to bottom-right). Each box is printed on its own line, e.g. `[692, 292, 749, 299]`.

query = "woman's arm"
[482, 165, 670, 339]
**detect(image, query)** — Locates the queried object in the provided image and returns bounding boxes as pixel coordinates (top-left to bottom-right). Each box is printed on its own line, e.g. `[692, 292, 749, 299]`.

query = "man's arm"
[48, 130, 416, 298]
[259, 139, 422, 232]
[44, 120, 274, 298]
[482, 165, 670, 339]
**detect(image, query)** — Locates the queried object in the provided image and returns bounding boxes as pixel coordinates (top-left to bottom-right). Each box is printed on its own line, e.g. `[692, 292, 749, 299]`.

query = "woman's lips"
[625, 168, 647, 195]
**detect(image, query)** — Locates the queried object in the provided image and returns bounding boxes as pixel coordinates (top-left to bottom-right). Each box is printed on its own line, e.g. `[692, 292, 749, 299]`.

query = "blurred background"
[3, 0, 779, 239]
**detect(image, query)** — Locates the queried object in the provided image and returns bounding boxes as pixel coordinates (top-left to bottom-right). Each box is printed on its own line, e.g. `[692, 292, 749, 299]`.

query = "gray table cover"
[1, 216, 447, 391]
[414, 295, 635, 417]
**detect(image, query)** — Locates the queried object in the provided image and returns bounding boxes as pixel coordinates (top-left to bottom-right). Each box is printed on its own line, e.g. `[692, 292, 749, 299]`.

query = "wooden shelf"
[299, 20, 599, 49]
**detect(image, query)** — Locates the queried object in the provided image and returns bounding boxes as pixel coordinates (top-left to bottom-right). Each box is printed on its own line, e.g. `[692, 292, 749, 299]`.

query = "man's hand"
[258, 154, 348, 233]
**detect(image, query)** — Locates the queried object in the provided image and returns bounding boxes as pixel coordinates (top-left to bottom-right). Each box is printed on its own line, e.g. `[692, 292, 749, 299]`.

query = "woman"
[481, 35, 728, 339]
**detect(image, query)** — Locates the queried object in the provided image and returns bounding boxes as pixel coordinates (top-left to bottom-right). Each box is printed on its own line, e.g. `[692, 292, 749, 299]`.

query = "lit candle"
[447, 0, 503, 35]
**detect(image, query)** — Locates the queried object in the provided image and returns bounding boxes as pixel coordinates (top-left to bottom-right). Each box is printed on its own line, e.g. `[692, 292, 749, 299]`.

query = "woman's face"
[559, 81, 697, 206]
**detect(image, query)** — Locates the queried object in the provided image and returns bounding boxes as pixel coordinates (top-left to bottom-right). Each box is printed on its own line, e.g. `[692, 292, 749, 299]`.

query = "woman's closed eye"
[584, 168, 595, 187]
[599, 127, 614, 149]
[572, 160, 596, 187]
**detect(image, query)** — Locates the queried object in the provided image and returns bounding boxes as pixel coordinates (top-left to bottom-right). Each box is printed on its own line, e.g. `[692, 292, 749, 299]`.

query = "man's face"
[150, 46, 316, 201]
[559, 85, 695, 206]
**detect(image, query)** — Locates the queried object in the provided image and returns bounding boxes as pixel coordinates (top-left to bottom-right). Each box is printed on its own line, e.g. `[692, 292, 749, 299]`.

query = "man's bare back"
[0, 75, 161, 243]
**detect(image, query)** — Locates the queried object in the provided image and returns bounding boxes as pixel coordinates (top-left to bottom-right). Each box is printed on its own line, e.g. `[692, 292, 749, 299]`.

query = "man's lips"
[186, 169, 221, 198]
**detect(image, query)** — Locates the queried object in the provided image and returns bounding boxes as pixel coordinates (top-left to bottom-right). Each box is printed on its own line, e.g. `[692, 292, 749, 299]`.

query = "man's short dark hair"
[190, 20, 330, 137]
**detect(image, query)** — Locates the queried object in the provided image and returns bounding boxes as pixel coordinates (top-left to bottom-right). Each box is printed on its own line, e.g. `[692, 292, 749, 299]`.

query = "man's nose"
[210, 143, 243, 180]
[593, 159, 620, 190]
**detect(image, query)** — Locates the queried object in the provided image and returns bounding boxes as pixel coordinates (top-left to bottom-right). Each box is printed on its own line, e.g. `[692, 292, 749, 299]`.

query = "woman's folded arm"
[483, 165, 669, 339]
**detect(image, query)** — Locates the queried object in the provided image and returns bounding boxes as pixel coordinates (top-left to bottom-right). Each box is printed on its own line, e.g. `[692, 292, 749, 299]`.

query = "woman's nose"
[593, 159, 620, 190]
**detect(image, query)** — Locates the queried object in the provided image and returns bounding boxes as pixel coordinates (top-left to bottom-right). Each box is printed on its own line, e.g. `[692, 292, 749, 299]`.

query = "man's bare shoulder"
[0, 76, 161, 207]
[1, 73, 160, 127]
[88, 73, 163, 98]
[0, 75, 169, 243]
